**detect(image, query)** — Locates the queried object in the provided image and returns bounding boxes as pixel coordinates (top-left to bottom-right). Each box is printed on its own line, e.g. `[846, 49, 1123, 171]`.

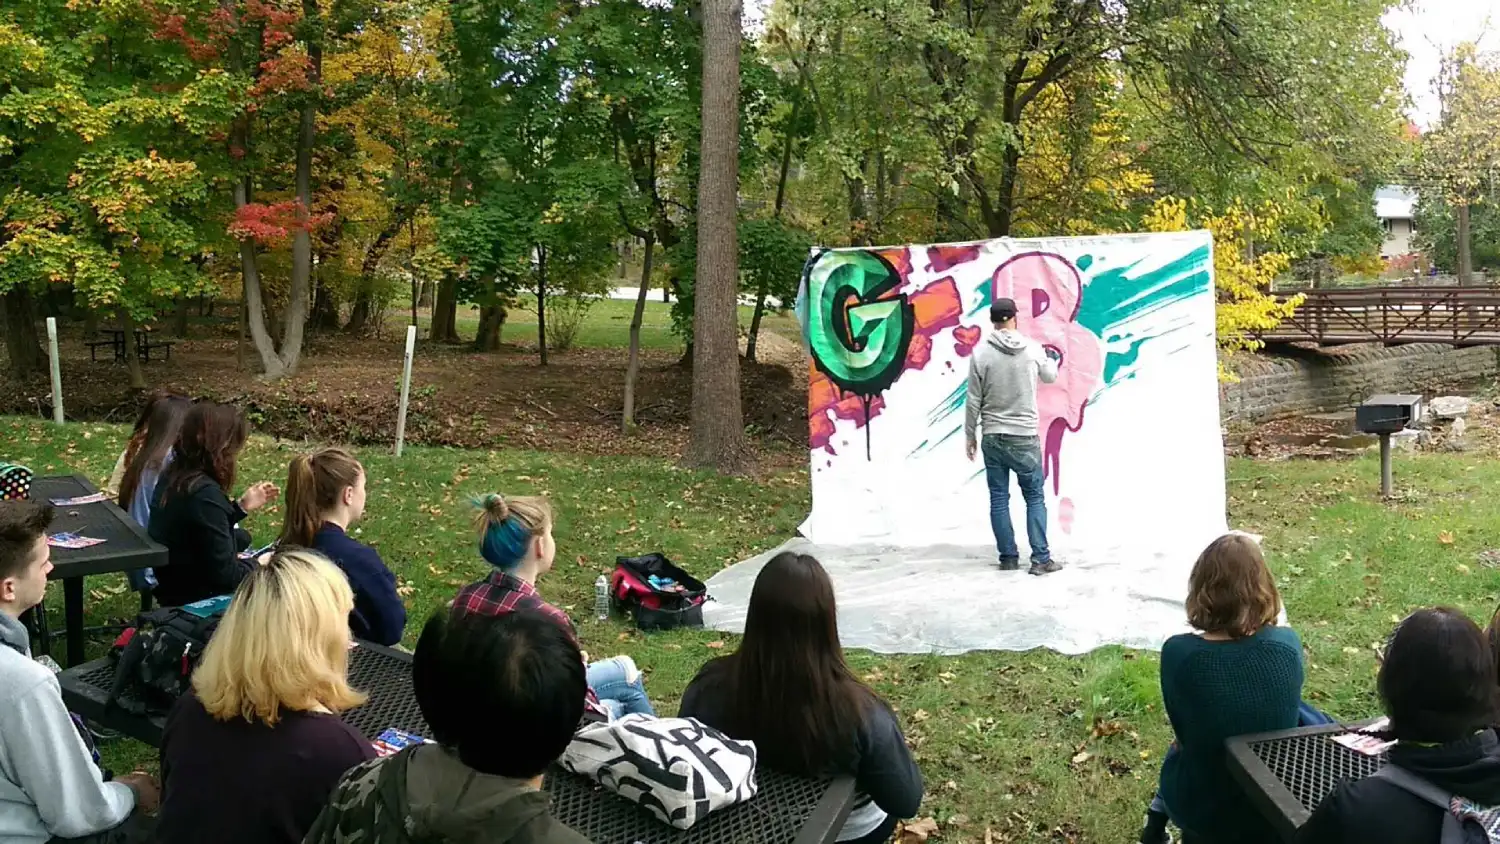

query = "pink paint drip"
[991, 253, 1103, 495]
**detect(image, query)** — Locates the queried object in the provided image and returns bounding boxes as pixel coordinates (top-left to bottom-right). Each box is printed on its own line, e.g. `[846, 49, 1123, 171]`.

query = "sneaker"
[999, 557, 1021, 571]
[1139, 810, 1171, 844]
[1028, 559, 1063, 576]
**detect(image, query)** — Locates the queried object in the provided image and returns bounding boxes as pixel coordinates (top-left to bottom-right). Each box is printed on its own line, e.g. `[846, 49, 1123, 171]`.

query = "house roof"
[1375, 185, 1418, 220]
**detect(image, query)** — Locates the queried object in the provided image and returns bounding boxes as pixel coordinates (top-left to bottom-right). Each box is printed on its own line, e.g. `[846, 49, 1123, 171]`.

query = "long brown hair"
[281, 448, 363, 547]
[721, 552, 869, 776]
[165, 402, 248, 495]
[118, 391, 192, 509]
[1185, 533, 1281, 638]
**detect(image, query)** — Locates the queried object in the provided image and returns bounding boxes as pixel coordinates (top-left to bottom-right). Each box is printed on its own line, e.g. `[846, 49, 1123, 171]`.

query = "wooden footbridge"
[1258, 287, 1500, 346]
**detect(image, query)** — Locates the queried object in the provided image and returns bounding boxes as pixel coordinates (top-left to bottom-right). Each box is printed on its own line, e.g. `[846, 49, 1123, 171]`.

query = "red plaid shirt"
[452, 571, 607, 718]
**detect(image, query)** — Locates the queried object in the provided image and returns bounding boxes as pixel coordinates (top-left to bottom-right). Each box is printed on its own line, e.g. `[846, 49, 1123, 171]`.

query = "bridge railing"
[1260, 286, 1500, 346]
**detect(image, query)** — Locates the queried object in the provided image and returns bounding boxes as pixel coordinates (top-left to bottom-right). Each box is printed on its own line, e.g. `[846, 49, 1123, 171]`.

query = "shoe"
[999, 558, 1021, 571]
[1139, 810, 1171, 844]
[1028, 559, 1063, 576]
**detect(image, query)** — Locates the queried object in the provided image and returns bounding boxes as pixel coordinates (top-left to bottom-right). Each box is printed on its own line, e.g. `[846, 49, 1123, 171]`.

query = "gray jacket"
[964, 329, 1059, 442]
[0, 612, 135, 844]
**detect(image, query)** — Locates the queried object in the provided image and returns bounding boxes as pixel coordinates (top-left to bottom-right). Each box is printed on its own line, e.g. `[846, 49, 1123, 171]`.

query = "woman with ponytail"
[280, 448, 405, 646]
[453, 493, 654, 720]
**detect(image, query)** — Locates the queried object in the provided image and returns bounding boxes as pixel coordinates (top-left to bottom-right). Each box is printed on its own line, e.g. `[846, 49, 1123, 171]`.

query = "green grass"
[8, 416, 1497, 841]
[385, 297, 801, 353]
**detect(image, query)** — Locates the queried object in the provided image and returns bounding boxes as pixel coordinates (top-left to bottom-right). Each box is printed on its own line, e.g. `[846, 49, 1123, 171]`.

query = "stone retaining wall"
[1222, 344, 1500, 422]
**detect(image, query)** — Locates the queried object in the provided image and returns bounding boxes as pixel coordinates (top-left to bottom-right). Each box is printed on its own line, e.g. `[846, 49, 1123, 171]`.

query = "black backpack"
[107, 603, 225, 715]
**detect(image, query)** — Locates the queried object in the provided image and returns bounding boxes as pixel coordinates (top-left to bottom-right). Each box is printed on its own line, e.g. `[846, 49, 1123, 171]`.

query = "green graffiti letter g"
[806, 251, 914, 396]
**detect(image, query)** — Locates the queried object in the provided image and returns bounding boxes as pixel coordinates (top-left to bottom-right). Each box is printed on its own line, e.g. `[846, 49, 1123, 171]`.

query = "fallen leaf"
[705, 640, 725, 649]
[912, 709, 930, 722]
[1457, 563, 1472, 575]
[985, 829, 994, 844]
[1070, 750, 1092, 765]
[1439, 531, 1455, 545]
[947, 814, 969, 827]
[942, 780, 958, 791]
[897, 817, 940, 843]
[1342, 646, 1361, 655]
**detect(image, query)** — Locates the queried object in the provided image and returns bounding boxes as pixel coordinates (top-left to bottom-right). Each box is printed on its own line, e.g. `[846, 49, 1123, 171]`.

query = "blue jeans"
[981, 434, 1049, 564]
[1149, 702, 1332, 816]
[587, 656, 655, 720]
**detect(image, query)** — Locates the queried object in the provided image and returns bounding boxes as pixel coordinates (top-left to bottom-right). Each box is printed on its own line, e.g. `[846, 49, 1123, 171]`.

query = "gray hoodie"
[0, 612, 136, 844]
[964, 328, 1059, 442]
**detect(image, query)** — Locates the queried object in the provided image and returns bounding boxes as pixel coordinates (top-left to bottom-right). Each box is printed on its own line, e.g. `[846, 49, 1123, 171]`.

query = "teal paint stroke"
[1077, 245, 1211, 385]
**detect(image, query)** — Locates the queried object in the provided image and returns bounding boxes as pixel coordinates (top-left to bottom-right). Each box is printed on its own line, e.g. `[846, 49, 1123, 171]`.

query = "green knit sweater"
[1159, 626, 1304, 842]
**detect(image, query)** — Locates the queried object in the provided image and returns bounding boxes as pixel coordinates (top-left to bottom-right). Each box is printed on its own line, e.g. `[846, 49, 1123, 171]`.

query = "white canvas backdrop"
[704, 232, 1227, 655]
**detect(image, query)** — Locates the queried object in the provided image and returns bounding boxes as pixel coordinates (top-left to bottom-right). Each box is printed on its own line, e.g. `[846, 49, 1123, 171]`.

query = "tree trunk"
[236, 181, 286, 379]
[535, 247, 548, 366]
[311, 279, 340, 331]
[685, 0, 746, 473]
[1458, 203, 1473, 284]
[747, 103, 797, 365]
[278, 0, 321, 377]
[118, 308, 147, 390]
[431, 273, 461, 343]
[173, 294, 190, 337]
[623, 234, 656, 431]
[746, 288, 767, 363]
[83, 307, 99, 341]
[473, 304, 506, 352]
[237, 284, 247, 371]
[1, 287, 44, 378]
[344, 208, 412, 334]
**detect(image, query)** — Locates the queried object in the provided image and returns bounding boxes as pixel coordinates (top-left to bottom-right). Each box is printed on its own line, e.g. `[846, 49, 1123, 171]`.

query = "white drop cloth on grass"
[703, 538, 1204, 656]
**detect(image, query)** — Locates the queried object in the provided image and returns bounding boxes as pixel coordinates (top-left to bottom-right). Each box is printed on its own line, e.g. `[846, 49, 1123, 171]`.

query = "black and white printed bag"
[561, 714, 758, 829]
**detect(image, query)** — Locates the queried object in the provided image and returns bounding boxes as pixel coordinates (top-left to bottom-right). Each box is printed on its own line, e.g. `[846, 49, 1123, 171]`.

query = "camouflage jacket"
[302, 744, 590, 844]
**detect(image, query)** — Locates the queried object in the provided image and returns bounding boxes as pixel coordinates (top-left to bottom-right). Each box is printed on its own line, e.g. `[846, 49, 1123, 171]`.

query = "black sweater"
[149, 475, 253, 606]
[677, 656, 923, 826]
[1297, 729, 1500, 844]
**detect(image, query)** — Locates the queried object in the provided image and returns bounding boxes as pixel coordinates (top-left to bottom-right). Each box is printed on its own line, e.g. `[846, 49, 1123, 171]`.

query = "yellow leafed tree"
[1144, 197, 1304, 381]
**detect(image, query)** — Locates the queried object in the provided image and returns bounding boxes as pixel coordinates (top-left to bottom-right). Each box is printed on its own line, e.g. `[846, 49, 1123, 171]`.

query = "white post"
[46, 317, 64, 425]
[394, 324, 417, 457]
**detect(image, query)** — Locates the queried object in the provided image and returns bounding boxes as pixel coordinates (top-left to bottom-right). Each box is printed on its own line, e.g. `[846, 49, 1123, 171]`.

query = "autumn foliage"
[228, 200, 334, 246]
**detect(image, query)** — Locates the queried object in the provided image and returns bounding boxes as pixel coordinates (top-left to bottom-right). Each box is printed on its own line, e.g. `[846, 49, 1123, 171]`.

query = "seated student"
[1154, 533, 1308, 844]
[0, 501, 159, 844]
[1141, 536, 1332, 843]
[678, 551, 923, 844]
[114, 392, 192, 593]
[305, 610, 591, 844]
[149, 401, 279, 606]
[156, 549, 375, 844]
[453, 493, 652, 720]
[280, 447, 405, 645]
[1298, 607, 1500, 844]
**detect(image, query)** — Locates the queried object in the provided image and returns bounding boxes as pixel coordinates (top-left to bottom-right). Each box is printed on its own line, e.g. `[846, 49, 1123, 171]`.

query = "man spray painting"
[964, 298, 1062, 575]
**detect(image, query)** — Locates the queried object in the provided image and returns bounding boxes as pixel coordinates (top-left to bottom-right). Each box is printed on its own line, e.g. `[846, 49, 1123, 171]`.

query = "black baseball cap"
[990, 298, 1018, 323]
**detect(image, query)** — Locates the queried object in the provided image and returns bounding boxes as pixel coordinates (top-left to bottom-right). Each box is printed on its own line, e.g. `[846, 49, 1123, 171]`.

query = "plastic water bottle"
[594, 575, 610, 622]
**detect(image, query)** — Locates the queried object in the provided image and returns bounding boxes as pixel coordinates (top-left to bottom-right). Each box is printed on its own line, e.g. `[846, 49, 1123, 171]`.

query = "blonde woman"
[155, 549, 374, 844]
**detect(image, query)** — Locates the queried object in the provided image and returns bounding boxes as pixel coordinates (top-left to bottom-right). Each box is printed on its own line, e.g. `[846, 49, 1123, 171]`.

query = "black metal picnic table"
[58, 641, 857, 844]
[1225, 722, 1387, 841]
[28, 475, 167, 666]
[88, 328, 174, 363]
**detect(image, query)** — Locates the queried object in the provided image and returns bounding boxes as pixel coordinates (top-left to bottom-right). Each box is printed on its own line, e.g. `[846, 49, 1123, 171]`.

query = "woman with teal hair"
[452, 493, 653, 720]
